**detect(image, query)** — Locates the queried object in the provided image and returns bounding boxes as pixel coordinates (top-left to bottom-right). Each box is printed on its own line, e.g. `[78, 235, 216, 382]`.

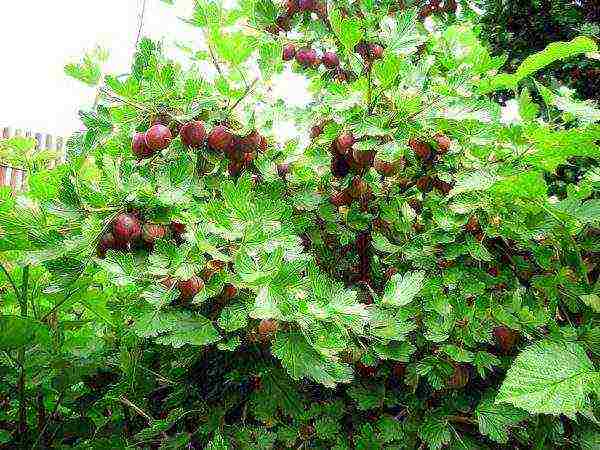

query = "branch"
[0, 262, 20, 299]
[229, 78, 259, 112]
[135, 0, 148, 50]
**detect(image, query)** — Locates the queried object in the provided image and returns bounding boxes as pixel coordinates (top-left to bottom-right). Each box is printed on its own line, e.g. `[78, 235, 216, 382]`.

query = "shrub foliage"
[1, 1, 600, 449]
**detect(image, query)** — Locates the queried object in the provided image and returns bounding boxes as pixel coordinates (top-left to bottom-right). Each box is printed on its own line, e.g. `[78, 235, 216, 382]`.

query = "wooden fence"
[0, 127, 67, 192]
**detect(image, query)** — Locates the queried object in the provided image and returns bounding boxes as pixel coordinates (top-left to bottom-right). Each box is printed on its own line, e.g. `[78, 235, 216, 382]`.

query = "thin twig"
[229, 78, 259, 112]
[118, 396, 169, 440]
[135, 0, 148, 50]
[0, 262, 19, 299]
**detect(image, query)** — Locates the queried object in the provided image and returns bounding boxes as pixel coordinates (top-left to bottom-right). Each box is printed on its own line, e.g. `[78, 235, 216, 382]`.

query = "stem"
[17, 265, 30, 447]
[118, 396, 169, 440]
[134, 0, 148, 50]
[0, 262, 20, 299]
[229, 78, 259, 112]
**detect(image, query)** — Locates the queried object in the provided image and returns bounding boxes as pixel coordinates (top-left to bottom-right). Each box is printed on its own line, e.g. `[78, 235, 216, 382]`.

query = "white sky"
[0, 0, 215, 136]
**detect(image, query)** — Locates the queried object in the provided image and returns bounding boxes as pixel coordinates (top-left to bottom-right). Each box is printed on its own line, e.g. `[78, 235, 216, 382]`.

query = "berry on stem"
[374, 158, 396, 176]
[180, 121, 207, 148]
[493, 326, 518, 353]
[132, 132, 153, 159]
[142, 223, 167, 245]
[177, 276, 204, 300]
[298, 0, 314, 11]
[322, 51, 339, 69]
[145, 124, 173, 151]
[282, 43, 296, 61]
[330, 190, 352, 207]
[335, 132, 354, 154]
[409, 138, 432, 160]
[434, 133, 451, 154]
[331, 154, 350, 178]
[113, 213, 142, 243]
[208, 125, 234, 152]
[258, 319, 278, 341]
[97, 232, 127, 257]
[369, 43, 384, 59]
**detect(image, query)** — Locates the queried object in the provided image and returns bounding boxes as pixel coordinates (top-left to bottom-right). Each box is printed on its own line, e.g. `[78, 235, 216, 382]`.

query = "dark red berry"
[311, 124, 323, 138]
[416, 176, 432, 192]
[465, 216, 480, 233]
[369, 44, 384, 59]
[208, 126, 234, 152]
[331, 154, 350, 178]
[277, 163, 290, 178]
[296, 47, 317, 67]
[113, 213, 142, 243]
[374, 158, 396, 176]
[222, 283, 238, 299]
[330, 190, 352, 207]
[434, 133, 451, 154]
[488, 266, 499, 277]
[322, 52, 339, 69]
[433, 178, 453, 195]
[97, 232, 127, 257]
[228, 160, 243, 177]
[180, 121, 207, 148]
[298, 0, 314, 11]
[335, 133, 354, 154]
[283, 43, 296, 61]
[285, 0, 298, 15]
[142, 223, 167, 245]
[494, 326, 518, 353]
[354, 42, 369, 59]
[144, 124, 173, 151]
[170, 222, 186, 235]
[240, 131, 261, 153]
[276, 14, 291, 31]
[409, 139, 432, 160]
[177, 276, 204, 300]
[356, 362, 378, 378]
[348, 177, 369, 199]
[132, 132, 153, 159]
[352, 148, 375, 168]
[258, 319, 278, 341]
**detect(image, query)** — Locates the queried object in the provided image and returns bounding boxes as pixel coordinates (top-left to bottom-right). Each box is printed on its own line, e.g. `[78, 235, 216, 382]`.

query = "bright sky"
[0, 0, 242, 136]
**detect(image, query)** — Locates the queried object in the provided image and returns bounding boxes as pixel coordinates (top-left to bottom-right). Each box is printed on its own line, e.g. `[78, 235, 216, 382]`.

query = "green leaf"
[476, 398, 529, 444]
[480, 36, 598, 92]
[496, 340, 599, 415]
[382, 271, 425, 306]
[449, 171, 497, 197]
[0, 315, 50, 350]
[272, 332, 353, 387]
[64, 46, 109, 86]
[329, 8, 363, 52]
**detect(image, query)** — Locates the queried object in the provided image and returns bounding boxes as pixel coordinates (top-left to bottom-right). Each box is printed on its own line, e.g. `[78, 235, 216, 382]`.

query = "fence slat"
[1, 127, 66, 192]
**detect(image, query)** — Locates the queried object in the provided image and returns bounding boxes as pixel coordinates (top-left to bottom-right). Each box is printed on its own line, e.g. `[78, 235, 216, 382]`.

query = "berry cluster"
[409, 133, 453, 195]
[354, 41, 385, 63]
[271, 0, 327, 33]
[208, 126, 268, 177]
[97, 213, 185, 258]
[282, 44, 353, 81]
[131, 120, 267, 177]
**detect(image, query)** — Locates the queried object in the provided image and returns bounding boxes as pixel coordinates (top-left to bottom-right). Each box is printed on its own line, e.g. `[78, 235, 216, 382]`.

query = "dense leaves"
[1, 0, 600, 448]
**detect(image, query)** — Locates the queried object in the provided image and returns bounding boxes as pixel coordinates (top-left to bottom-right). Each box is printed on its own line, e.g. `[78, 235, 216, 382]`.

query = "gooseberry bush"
[1, 1, 600, 448]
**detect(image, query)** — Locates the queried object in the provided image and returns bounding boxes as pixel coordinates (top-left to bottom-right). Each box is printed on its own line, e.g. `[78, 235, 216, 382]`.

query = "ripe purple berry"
[322, 51, 339, 69]
[283, 43, 296, 61]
